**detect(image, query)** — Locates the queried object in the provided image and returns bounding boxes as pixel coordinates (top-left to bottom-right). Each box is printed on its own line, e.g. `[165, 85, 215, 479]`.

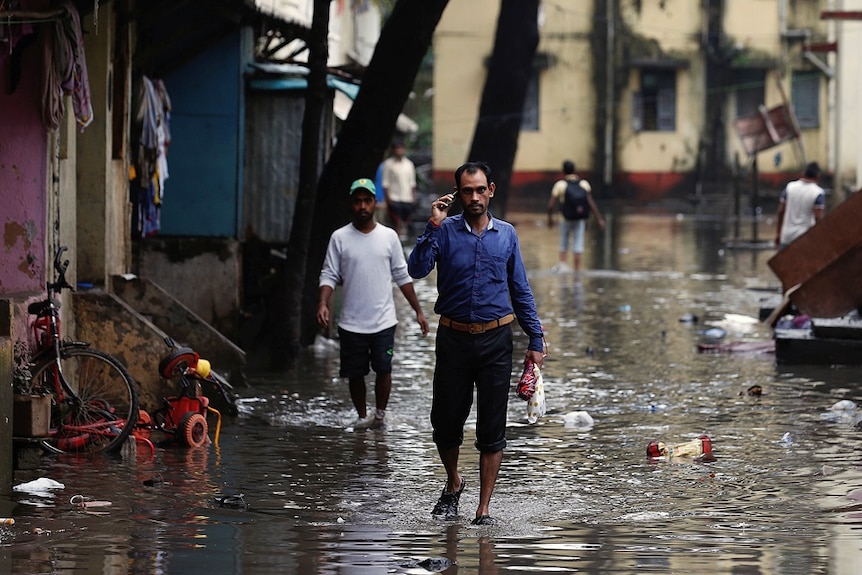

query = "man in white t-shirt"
[382, 141, 417, 238]
[774, 162, 825, 249]
[317, 178, 429, 429]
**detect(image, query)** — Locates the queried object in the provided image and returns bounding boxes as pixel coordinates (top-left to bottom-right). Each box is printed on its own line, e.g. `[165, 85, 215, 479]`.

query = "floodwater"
[4, 207, 862, 575]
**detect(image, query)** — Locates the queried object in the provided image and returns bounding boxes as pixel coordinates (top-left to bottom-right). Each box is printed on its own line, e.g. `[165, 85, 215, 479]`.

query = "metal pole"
[751, 155, 759, 243]
[603, 0, 615, 192]
[733, 152, 741, 240]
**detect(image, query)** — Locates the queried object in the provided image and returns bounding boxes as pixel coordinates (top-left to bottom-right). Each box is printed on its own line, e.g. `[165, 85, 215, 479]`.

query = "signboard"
[734, 104, 800, 155]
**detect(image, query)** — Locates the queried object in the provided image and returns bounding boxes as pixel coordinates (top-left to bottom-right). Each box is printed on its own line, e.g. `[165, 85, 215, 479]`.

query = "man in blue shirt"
[408, 161, 545, 525]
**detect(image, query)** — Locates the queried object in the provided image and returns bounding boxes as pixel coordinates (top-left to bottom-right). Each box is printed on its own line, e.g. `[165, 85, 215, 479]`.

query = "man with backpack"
[547, 160, 605, 273]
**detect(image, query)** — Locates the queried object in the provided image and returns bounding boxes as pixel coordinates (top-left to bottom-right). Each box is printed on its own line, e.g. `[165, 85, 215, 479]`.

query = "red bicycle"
[21, 246, 139, 454]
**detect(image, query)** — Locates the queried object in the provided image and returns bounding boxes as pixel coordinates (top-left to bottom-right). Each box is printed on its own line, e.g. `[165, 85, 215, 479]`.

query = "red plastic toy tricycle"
[138, 338, 236, 448]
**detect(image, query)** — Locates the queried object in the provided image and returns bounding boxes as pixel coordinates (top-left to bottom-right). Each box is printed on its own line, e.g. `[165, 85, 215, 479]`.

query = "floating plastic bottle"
[646, 435, 714, 461]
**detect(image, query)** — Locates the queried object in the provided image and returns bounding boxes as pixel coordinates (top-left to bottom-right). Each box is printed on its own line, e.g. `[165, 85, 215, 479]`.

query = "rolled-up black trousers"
[430, 323, 513, 453]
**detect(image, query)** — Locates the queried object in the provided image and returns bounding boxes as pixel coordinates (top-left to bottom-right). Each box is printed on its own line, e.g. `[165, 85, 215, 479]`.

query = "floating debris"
[698, 327, 728, 340]
[13, 478, 65, 497]
[399, 557, 455, 573]
[647, 435, 716, 463]
[70, 495, 112, 509]
[142, 474, 171, 487]
[562, 411, 594, 430]
[214, 493, 247, 509]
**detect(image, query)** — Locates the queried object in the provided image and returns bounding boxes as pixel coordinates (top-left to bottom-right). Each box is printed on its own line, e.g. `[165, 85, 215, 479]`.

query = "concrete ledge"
[12, 438, 44, 471]
[0, 300, 12, 489]
[135, 237, 241, 340]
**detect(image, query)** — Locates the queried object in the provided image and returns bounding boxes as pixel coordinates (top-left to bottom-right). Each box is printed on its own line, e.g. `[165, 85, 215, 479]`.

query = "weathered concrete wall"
[78, 3, 132, 286]
[71, 291, 175, 413]
[0, 7, 49, 295]
[136, 237, 242, 342]
[72, 287, 243, 414]
[110, 275, 246, 386]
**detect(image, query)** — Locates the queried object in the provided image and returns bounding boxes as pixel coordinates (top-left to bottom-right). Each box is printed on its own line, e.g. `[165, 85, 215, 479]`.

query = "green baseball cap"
[349, 178, 376, 196]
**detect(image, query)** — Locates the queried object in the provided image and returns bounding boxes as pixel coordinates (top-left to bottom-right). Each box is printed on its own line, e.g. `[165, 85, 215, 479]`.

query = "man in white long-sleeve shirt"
[317, 178, 429, 430]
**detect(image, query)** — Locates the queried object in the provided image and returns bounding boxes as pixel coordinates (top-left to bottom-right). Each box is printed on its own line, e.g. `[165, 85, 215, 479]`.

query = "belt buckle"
[469, 322, 486, 334]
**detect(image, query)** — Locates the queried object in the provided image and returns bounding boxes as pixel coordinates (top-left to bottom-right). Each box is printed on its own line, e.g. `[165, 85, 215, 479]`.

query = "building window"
[632, 69, 676, 132]
[735, 69, 765, 119]
[791, 71, 819, 128]
[520, 69, 540, 131]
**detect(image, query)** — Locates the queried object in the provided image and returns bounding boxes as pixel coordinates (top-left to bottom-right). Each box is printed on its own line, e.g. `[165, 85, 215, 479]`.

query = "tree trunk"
[273, 0, 331, 368]
[298, 0, 450, 347]
[467, 0, 540, 218]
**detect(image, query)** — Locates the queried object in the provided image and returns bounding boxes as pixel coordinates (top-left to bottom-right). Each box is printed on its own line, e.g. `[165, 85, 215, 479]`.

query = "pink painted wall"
[0, 20, 48, 296]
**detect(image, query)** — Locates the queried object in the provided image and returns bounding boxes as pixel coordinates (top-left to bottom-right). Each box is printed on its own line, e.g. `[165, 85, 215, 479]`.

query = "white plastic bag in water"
[526, 368, 546, 424]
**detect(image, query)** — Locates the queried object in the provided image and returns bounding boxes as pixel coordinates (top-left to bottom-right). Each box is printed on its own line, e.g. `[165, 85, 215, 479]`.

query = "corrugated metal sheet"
[243, 90, 305, 243]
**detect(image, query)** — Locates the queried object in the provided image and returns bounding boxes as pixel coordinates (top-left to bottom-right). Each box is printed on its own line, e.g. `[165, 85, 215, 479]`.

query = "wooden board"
[767, 191, 862, 318]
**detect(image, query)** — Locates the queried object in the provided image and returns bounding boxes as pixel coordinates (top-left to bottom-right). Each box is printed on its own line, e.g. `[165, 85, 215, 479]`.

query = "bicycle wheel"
[29, 347, 138, 454]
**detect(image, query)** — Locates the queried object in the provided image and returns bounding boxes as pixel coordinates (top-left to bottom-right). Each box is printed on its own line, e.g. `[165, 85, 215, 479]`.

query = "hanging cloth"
[40, 0, 93, 130]
[131, 75, 172, 238]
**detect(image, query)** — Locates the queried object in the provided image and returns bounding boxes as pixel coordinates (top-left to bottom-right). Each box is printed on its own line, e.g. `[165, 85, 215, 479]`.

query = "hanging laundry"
[40, 0, 93, 130]
[131, 75, 172, 238]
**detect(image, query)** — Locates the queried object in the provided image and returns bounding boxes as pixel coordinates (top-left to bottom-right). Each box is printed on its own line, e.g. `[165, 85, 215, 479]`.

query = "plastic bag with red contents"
[516, 360, 546, 423]
[516, 360, 538, 400]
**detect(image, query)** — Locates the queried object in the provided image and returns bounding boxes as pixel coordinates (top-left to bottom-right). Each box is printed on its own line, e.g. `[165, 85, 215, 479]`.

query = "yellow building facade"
[433, 0, 841, 207]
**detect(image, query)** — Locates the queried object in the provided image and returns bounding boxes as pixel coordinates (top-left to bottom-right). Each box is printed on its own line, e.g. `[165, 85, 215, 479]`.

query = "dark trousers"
[430, 324, 513, 453]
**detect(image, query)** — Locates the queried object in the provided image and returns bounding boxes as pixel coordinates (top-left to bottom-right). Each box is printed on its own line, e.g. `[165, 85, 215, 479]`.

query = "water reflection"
[4, 210, 862, 574]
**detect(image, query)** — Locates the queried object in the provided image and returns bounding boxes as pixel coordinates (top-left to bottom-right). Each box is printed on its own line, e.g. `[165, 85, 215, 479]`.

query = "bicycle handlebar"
[49, 246, 75, 294]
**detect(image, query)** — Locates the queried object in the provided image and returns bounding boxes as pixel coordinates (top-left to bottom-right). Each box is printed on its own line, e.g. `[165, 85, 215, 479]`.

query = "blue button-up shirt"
[408, 214, 544, 352]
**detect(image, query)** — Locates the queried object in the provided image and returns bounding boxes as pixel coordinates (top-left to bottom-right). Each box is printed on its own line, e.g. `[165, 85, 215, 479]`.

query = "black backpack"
[560, 179, 590, 220]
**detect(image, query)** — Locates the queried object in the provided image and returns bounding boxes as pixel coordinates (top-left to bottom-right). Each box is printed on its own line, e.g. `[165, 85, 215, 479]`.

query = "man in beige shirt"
[382, 141, 417, 238]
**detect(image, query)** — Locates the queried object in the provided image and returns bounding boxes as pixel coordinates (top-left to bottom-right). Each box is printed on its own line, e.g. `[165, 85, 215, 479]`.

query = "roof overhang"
[131, 0, 308, 78]
[247, 64, 417, 134]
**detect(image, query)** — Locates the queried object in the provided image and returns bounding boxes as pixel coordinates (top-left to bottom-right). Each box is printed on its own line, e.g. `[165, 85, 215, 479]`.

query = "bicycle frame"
[28, 246, 78, 403]
[30, 342, 91, 401]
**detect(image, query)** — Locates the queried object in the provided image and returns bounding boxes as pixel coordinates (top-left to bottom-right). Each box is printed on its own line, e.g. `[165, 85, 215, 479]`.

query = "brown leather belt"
[439, 313, 515, 334]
